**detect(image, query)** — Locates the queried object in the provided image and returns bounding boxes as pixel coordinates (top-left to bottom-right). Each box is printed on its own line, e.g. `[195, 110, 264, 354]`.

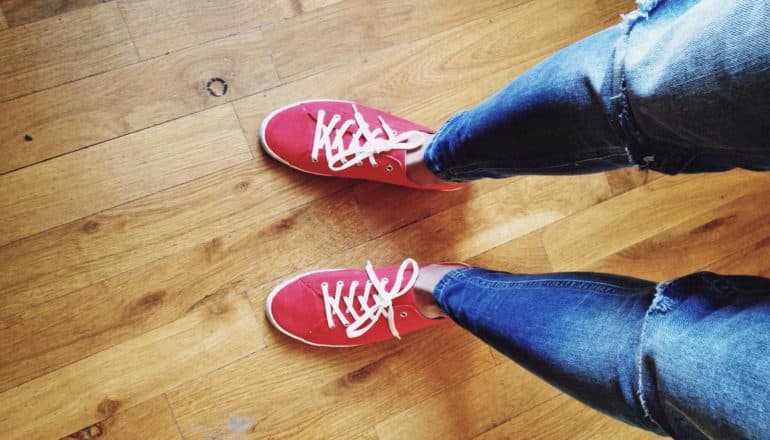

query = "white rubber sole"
[264, 268, 363, 348]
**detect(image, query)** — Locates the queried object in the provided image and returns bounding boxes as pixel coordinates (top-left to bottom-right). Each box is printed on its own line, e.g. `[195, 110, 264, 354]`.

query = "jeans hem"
[423, 112, 476, 183]
[431, 267, 473, 311]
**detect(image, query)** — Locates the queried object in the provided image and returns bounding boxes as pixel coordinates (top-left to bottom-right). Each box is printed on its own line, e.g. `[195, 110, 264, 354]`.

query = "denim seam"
[455, 276, 648, 296]
[443, 152, 631, 176]
[424, 112, 466, 181]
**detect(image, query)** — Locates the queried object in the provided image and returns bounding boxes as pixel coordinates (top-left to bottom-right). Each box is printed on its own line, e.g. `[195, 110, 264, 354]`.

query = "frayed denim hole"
[635, 281, 674, 432]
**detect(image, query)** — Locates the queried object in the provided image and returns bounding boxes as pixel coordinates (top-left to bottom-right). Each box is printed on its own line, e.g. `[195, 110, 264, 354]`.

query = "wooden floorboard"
[0, 104, 251, 247]
[541, 171, 770, 272]
[0, 156, 346, 318]
[0, 0, 104, 27]
[263, 0, 525, 80]
[1, 1, 764, 439]
[0, 3, 137, 102]
[0, 291, 261, 439]
[60, 395, 181, 440]
[117, 0, 298, 59]
[0, 30, 277, 174]
[167, 323, 496, 439]
[474, 393, 657, 440]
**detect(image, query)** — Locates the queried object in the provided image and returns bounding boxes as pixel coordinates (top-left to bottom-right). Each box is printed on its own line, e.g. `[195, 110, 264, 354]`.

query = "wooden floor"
[1, 0, 768, 438]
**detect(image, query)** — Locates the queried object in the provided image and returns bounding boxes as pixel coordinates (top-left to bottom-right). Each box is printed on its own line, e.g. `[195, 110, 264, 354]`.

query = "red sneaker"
[265, 258, 449, 347]
[259, 99, 465, 191]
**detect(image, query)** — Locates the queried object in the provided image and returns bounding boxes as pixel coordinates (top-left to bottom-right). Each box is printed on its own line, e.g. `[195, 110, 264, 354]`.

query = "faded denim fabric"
[433, 269, 770, 439]
[424, 0, 770, 180]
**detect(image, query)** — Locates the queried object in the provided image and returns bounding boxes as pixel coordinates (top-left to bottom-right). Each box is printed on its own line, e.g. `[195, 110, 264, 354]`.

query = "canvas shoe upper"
[260, 100, 465, 191]
[265, 258, 449, 347]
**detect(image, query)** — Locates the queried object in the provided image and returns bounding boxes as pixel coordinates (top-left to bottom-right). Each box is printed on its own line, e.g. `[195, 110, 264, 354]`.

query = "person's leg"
[423, 0, 770, 182]
[424, 266, 770, 439]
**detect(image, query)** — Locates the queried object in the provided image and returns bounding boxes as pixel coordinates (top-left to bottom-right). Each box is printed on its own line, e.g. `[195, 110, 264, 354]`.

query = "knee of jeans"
[638, 273, 770, 438]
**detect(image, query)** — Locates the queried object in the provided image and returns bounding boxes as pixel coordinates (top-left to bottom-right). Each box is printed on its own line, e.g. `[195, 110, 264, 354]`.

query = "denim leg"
[433, 269, 770, 439]
[425, 0, 770, 181]
[424, 26, 630, 181]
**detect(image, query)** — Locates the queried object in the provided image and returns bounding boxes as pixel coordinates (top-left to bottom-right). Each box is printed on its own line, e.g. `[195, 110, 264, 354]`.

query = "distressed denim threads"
[433, 269, 770, 439]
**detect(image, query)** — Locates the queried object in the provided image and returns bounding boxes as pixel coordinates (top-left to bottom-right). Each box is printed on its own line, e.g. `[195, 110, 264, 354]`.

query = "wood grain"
[0, 0, 103, 27]
[59, 396, 181, 440]
[331, 174, 611, 272]
[583, 187, 770, 280]
[541, 171, 770, 271]
[264, 0, 524, 79]
[467, 230, 553, 274]
[375, 362, 560, 440]
[118, 0, 297, 59]
[0, 104, 251, 247]
[0, 31, 277, 174]
[709, 236, 770, 277]
[0, 190, 366, 392]
[298, 0, 343, 13]
[0, 156, 347, 318]
[0, 7, 7, 28]
[594, 0, 637, 26]
[0, 2, 137, 101]
[605, 168, 662, 196]
[0, 292, 261, 439]
[167, 323, 495, 439]
[474, 393, 657, 440]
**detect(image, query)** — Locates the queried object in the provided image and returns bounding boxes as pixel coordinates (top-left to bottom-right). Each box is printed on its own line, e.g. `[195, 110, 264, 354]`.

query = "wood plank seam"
[0, 30, 277, 175]
[471, 392, 564, 439]
[0, 2, 139, 103]
[113, 0, 141, 61]
[162, 394, 184, 440]
[2, 100, 243, 177]
[0, 104, 252, 247]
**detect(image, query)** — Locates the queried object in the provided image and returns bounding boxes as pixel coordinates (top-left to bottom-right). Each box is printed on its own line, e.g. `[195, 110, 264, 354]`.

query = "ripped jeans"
[424, 0, 770, 437]
[424, 0, 770, 178]
[434, 270, 770, 439]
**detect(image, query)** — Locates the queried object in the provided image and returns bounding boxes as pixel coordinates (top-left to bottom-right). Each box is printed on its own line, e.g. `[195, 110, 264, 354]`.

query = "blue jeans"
[424, 0, 770, 438]
[424, 0, 770, 179]
[434, 270, 770, 439]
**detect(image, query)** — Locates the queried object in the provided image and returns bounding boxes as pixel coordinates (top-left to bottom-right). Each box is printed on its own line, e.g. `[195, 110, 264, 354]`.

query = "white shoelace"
[321, 258, 419, 339]
[311, 104, 426, 171]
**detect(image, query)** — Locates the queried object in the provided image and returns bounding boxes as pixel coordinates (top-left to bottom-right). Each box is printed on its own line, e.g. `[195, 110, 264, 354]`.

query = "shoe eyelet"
[372, 162, 378, 168]
[343, 322, 350, 327]
[336, 280, 344, 286]
[399, 312, 408, 318]
[311, 157, 319, 163]
[385, 165, 394, 172]
[321, 282, 329, 288]
[356, 162, 364, 167]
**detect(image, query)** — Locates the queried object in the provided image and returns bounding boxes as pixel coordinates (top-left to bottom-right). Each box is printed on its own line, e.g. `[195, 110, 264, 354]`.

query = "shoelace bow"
[311, 104, 426, 171]
[321, 258, 419, 339]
